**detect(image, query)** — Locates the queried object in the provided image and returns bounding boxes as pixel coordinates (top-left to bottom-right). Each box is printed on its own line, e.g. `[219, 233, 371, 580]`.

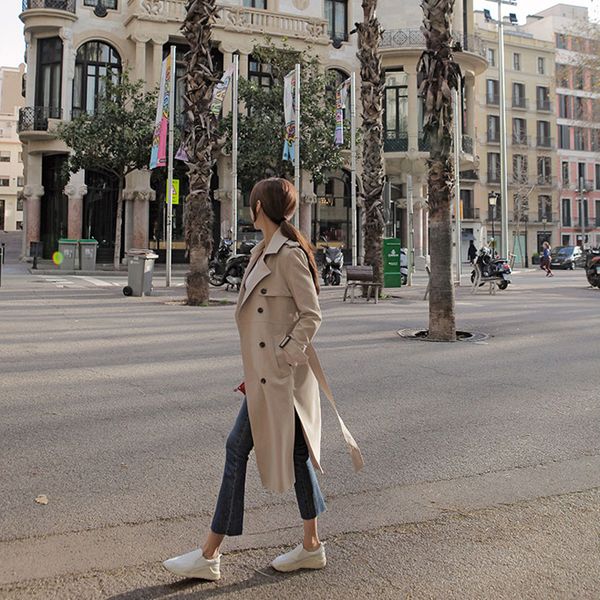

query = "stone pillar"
[124, 170, 155, 250]
[151, 37, 169, 87]
[406, 64, 419, 147]
[23, 184, 44, 249]
[414, 205, 423, 257]
[64, 181, 87, 240]
[24, 33, 36, 102]
[124, 198, 134, 252]
[464, 73, 476, 140]
[60, 27, 75, 120]
[133, 36, 149, 83]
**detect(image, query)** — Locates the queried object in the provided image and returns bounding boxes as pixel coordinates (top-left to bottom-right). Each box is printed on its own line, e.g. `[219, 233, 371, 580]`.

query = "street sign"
[166, 179, 179, 205]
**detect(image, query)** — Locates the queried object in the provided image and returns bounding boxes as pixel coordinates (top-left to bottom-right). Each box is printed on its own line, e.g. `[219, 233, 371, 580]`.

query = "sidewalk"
[3, 487, 598, 599]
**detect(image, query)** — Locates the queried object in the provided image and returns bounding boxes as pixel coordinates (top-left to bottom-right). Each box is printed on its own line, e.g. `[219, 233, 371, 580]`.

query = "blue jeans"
[211, 399, 326, 536]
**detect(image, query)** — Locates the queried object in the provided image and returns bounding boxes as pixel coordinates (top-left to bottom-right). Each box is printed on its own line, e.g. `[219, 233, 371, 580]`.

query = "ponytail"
[280, 220, 321, 295]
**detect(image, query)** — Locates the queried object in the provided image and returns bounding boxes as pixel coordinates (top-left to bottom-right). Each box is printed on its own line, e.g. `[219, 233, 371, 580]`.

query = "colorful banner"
[210, 64, 235, 116]
[282, 69, 297, 162]
[149, 54, 173, 170]
[335, 77, 351, 146]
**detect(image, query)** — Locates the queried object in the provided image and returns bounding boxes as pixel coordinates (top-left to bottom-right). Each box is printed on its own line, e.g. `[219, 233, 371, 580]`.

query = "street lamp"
[578, 177, 587, 249]
[486, 0, 517, 259]
[542, 217, 548, 245]
[488, 191, 498, 252]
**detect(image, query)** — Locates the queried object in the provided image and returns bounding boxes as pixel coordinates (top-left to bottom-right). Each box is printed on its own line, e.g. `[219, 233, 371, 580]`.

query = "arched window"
[72, 41, 121, 117]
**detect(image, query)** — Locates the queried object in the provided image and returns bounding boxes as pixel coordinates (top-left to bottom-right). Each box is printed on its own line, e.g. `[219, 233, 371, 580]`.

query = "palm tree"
[417, 0, 461, 341]
[355, 0, 385, 285]
[181, 0, 220, 305]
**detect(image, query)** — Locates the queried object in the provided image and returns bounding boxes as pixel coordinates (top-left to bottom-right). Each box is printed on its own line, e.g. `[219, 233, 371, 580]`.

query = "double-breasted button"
[260, 378, 266, 384]
[257, 307, 264, 313]
[259, 341, 266, 348]
[260, 288, 267, 295]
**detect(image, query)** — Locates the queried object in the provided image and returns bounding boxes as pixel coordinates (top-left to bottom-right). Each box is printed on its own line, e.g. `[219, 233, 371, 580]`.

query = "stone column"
[64, 181, 87, 240]
[133, 36, 149, 83]
[464, 73, 476, 141]
[151, 37, 169, 88]
[414, 205, 423, 257]
[406, 64, 419, 148]
[23, 184, 44, 249]
[124, 197, 134, 252]
[132, 190, 154, 249]
[60, 27, 75, 120]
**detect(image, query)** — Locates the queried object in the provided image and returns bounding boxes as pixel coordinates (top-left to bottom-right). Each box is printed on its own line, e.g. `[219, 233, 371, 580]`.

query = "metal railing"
[533, 212, 558, 223]
[18, 106, 62, 133]
[487, 171, 500, 184]
[384, 132, 408, 152]
[486, 94, 499, 106]
[512, 133, 529, 146]
[512, 97, 528, 109]
[537, 175, 556, 186]
[537, 100, 552, 111]
[487, 131, 500, 143]
[380, 28, 486, 58]
[536, 136, 554, 148]
[22, 0, 75, 11]
[462, 207, 480, 220]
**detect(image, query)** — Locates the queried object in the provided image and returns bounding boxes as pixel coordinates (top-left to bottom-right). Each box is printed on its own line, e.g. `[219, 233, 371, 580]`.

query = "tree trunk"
[355, 0, 385, 286]
[182, 0, 220, 306]
[418, 0, 461, 341]
[113, 177, 124, 271]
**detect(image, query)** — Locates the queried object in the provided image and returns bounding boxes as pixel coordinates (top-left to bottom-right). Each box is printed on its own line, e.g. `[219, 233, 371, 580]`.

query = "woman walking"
[541, 241, 553, 277]
[163, 178, 363, 580]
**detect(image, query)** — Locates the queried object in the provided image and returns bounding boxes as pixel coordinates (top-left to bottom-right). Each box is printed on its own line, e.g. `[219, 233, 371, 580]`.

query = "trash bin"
[123, 249, 159, 297]
[382, 237, 402, 288]
[58, 239, 79, 271]
[79, 239, 98, 271]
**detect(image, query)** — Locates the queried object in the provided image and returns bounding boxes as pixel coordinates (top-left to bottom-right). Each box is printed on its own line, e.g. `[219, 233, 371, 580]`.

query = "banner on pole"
[210, 64, 235, 116]
[283, 69, 297, 162]
[334, 77, 351, 146]
[150, 54, 173, 170]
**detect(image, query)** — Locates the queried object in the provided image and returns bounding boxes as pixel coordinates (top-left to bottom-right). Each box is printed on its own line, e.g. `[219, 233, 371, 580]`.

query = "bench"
[343, 266, 382, 304]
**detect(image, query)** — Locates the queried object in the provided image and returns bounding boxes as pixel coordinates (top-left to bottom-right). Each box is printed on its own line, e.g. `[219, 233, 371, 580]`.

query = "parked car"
[550, 246, 585, 270]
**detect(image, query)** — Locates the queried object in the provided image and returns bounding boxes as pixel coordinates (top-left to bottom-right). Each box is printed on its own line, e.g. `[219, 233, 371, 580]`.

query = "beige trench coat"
[235, 229, 323, 493]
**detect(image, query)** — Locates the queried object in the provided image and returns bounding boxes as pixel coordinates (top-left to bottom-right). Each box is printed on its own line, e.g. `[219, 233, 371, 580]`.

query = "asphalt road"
[1, 257, 599, 598]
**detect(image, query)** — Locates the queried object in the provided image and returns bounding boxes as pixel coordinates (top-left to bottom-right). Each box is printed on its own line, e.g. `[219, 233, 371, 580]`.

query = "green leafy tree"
[222, 41, 350, 198]
[57, 71, 156, 269]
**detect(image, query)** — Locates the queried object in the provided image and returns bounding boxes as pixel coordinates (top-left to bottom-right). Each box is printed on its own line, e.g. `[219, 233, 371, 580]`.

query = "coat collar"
[237, 228, 290, 310]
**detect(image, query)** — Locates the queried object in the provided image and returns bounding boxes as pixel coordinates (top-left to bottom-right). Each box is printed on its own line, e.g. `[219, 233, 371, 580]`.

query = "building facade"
[474, 11, 557, 266]
[523, 4, 600, 250]
[0, 65, 25, 233]
[19, 0, 484, 264]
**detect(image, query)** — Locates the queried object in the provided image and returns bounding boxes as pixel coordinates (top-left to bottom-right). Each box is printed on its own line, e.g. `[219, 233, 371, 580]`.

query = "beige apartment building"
[0, 65, 26, 233]
[473, 11, 557, 267]
[19, 0, 484, 264]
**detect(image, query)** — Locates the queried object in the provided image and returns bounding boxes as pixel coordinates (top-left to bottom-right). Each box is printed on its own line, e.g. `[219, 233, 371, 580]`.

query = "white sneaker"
[271, 543, 326, 572]
[162, 549, 221, 580]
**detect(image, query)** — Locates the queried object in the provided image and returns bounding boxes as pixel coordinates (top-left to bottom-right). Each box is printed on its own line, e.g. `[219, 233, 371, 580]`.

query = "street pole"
[579, 177, 586, 248]
[452, 89, 462, 284]
[407, 174, 414, 286]
[166, 45, 176, 288]
[350, 71, 357, 266]
[294, 63, 300, 229]
[231, 53, 239, 254]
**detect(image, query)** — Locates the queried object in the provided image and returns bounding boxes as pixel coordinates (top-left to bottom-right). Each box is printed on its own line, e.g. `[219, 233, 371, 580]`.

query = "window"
[556, 33, 567, 49]
[84, 0, 118, 8]
[0, 179, 9, 187]
[512, 118, 527, 145]
[384, 71, 408, 149]
[487, 152, 501, 183]
[558, 125, 570, 149]
[538, 195, 552, 221]
[562, 198, 571, 226]
[248, 56, 273, 89]
[596, 164, 600, 190]
[243, 0, 266, 7]
[578, 162, 586, 186]
[487, 48, 496, 67]
[574, 96, 586, 119]
[574, 127, 587, 151]
[460, 189, 475, 219]
[17, 196, 24, 211]
[36, 37, 63, 116]
[562, 161, 570, 185]
[512, 83, 526, 108]
[0, 151, 10, 163]
[579, 198, 589, 227]
[513, 154, 528, 183]
[72, 41, 121, 117]
[537, 57, 546, 75]
[536, 86, 550, 111]
[18, 152, 22, 163]
[513, 53, 521, 71]
[596, 200, 600, 226]
[537, 121, 551, 147]
[538, 157, 551, 184]
[558, 94, 571, 118]
[17, 176, 24, 187]
[325, 0, 347, 42]
[487, 115, 500, 143]
[486, 79, 499, 105]
[575, 69, 584, 90]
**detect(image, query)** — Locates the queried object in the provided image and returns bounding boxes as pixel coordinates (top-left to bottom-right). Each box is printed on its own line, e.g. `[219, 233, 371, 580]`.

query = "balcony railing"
[22, 0, 75, 11]
[512, 97, 528, 109]
[487, 132, 500, 143]
[384, 132, 408, 152]
[537, 100, 552, 111]
[486, 94, 499, 106]
[18, 106, 62, 133]
[462, 207, 480, 220]
[537, 136, 553, 148]
[512, 133, 529, 146]
[462, 134, 473, 154]
[487, 171, 500, 184]
[537, 175, 556, 186]
[533, 212, 559, 224]
[380, 28, 486, 58]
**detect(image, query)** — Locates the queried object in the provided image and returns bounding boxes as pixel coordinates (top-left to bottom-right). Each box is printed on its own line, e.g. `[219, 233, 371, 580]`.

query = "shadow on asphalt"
[107, 565, 302, 599]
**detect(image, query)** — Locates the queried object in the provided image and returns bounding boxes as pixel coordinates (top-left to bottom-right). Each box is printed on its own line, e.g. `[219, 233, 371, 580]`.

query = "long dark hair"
[249, 178, 320, 294]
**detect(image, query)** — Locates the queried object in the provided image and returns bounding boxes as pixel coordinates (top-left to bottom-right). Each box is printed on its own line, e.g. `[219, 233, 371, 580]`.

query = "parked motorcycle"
[209, 237, 234, 287]
[585, 248, 600, 288]
[320, 239, 344, 286]
[470, 246, 512, 290]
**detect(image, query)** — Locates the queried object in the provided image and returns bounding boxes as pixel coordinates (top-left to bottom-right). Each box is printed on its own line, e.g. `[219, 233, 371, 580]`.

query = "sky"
[0, 0, 595, 68]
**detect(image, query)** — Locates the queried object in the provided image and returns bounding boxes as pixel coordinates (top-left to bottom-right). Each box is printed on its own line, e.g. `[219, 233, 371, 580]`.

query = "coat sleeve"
[280, 247, 322, 366]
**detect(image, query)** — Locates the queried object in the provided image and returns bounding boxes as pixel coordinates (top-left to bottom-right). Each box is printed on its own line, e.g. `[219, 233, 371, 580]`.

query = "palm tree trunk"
[418, 0, 461, 341]
[355, 0, 385, 286]
[182, 0, 220, 305]
[113, 177, 124, 271]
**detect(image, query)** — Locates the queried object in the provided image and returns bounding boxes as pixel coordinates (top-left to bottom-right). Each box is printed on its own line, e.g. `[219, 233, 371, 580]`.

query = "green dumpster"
[383, 238, 402, 288]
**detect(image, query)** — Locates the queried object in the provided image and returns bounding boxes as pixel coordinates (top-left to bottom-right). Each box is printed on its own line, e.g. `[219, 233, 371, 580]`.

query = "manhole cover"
[397, 329, 489, 343]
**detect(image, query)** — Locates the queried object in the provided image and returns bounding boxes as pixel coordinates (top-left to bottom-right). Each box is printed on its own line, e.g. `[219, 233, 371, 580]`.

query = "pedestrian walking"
[163, 178, 363, 581]
[467, 240, 477, 264]
[540, 241, 553, 277]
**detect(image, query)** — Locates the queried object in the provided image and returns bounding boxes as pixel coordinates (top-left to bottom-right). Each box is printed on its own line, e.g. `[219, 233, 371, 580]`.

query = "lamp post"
[486, 0, 517, 258]
[542, 217, 548, 245]
[489, 191, 498, 253]
[578, 176, 587, 249]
